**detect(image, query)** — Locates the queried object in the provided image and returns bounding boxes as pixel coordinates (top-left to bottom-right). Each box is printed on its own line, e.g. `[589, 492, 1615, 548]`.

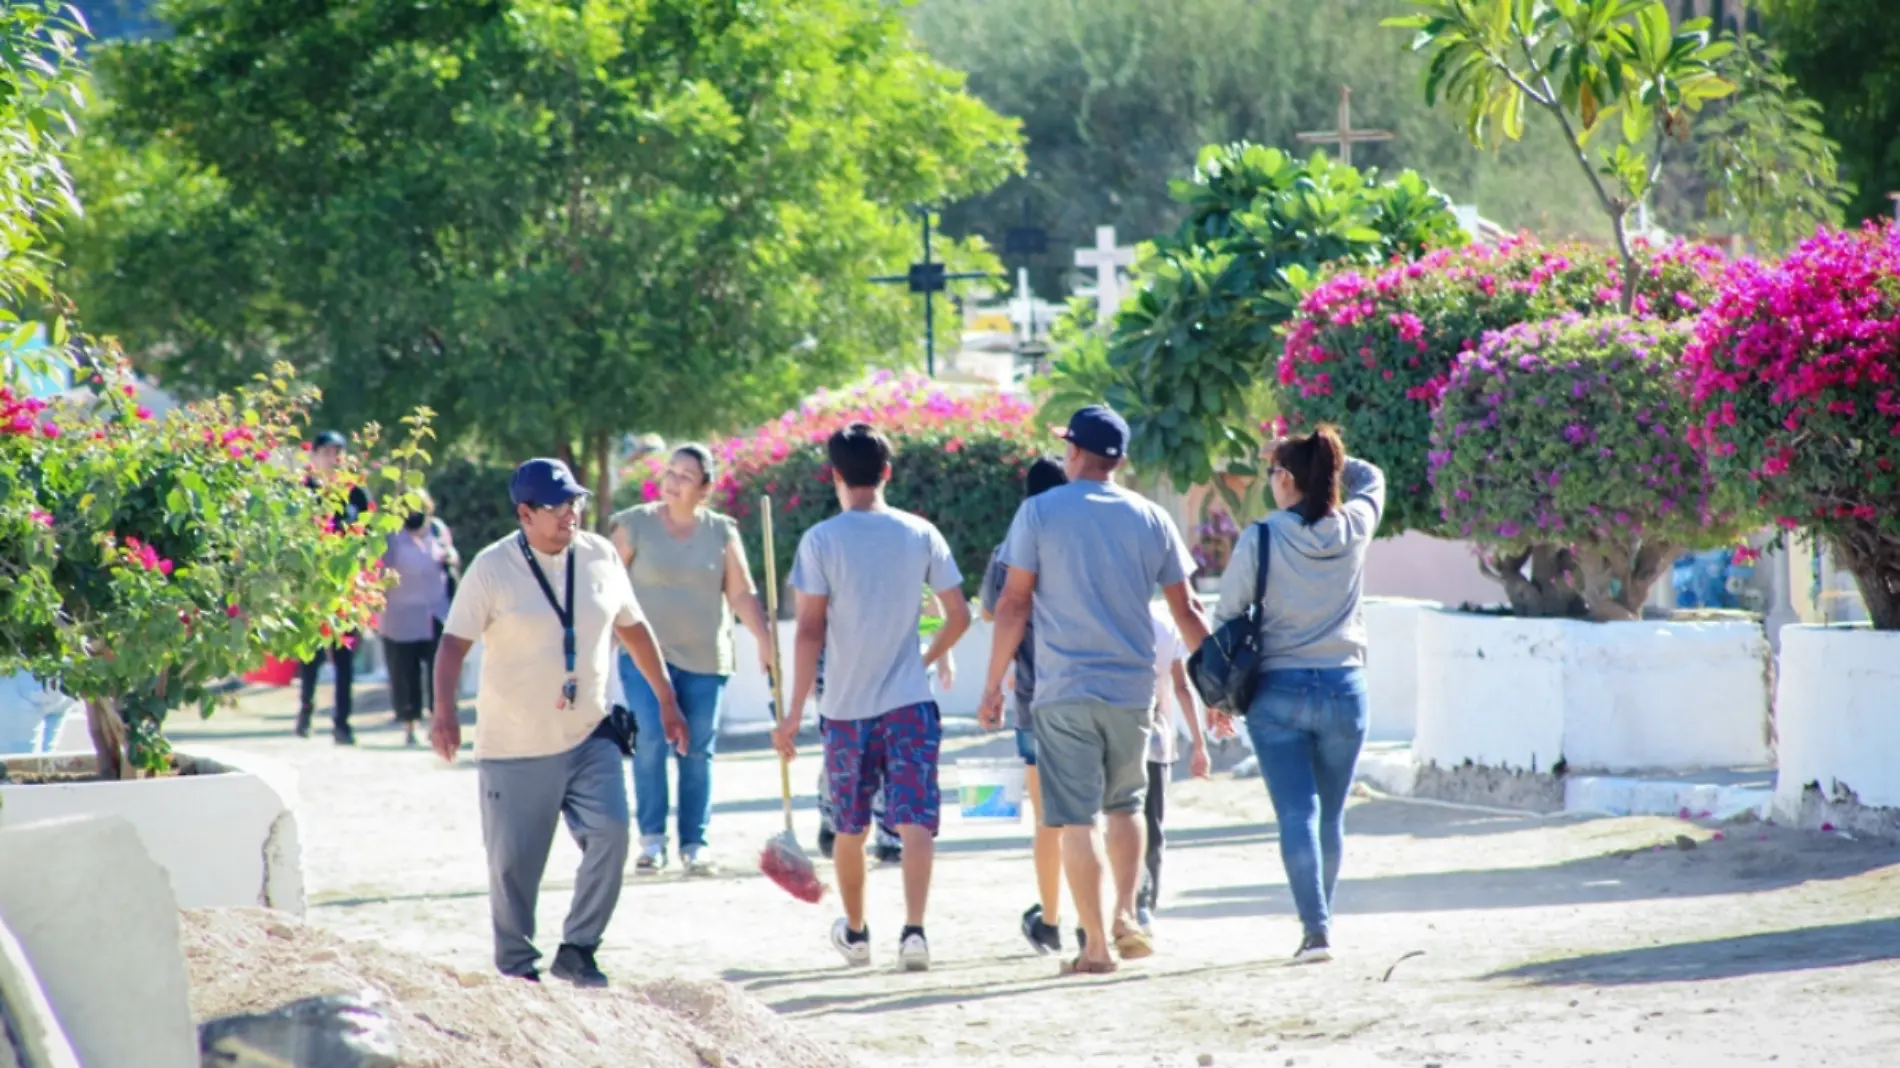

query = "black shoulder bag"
[1186, 522, 1270, 716]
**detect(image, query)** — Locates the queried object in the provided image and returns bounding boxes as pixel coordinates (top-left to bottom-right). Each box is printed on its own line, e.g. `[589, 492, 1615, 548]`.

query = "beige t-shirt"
[610, 504, 742, 676]
[442, 530, 644, 760]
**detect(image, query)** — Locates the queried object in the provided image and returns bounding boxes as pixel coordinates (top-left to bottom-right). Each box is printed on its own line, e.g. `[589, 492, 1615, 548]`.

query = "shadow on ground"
[1487, 917, 1900, 986]
[1169, 832, 1900, 920]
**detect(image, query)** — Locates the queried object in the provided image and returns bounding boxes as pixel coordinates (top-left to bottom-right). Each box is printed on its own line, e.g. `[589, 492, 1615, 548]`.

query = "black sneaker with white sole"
[1020, 904, 1062, 956]
[549, 943, 609, 987]
[1293, 931, 1332, 964]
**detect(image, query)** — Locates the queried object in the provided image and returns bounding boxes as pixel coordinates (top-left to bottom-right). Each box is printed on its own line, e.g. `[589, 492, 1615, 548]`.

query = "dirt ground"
[170, 684, 1900, 1067]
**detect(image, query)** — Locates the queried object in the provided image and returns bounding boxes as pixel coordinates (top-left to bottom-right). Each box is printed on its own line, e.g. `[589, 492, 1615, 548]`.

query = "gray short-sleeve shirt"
[1000, 479, 1192, 711]
[789, 507, 962, 722]
[979, 545, 1034, 729]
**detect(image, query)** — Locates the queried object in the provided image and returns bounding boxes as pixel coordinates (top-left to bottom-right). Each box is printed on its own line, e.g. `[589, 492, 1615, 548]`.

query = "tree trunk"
[1829, 531, 1900, 631]
[85, 697, 132, 781]
[1479, 544, 1587, 618]
[593, 431, 613, 535]
[1574, 538, 1676, 622]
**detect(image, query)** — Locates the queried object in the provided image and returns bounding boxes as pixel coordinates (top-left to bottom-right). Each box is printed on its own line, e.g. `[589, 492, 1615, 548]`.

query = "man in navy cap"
[434, 458, 687, 986]
[980, 404, 1209, 975]
[298, 430, 374, 742]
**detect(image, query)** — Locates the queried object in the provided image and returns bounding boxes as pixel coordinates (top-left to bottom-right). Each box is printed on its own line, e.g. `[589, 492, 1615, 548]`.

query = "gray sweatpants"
[479, 734, 630, 977]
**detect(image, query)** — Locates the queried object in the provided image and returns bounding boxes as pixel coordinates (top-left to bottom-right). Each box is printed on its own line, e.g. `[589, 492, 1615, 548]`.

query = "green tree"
[0, 2, 86, 319]
[1759, 0, 1900, 224]
[1103, 144, 1465, 514]
[1389, 0, 1734, 312]
[912, 0, 1608, 301]
[65, 0, 1022, 505]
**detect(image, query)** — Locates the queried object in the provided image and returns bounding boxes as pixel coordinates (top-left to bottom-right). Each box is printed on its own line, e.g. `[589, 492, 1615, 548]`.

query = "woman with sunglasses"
[1211, 425, 1385, 965]
[608, 444, 775, 877]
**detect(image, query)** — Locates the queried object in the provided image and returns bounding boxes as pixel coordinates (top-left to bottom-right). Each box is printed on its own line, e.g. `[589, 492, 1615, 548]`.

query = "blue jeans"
[1246, 667, 1368, 939]
[620, 656, 726, 849]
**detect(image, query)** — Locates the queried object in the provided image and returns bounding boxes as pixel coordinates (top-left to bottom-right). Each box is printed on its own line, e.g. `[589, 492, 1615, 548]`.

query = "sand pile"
[180, 909, 854, 1068]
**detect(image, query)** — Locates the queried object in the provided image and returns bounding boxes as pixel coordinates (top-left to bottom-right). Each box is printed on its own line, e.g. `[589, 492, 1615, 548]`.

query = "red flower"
[320, 621, 333, 638]
[226, 604, 242, 618]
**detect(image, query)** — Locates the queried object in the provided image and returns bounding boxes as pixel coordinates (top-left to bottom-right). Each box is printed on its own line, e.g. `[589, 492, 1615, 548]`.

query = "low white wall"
[1364, 531, 1500, 605]
[0, 815, 197, 1068]
[1415, 610, 1771, 775]
[1562, 620, 1770, 771]
[1363, 598, 1438, 743]
[0, 746, 304, 914]
[1774, 625, 1900, 816]
[1416, 610, 1568, 773]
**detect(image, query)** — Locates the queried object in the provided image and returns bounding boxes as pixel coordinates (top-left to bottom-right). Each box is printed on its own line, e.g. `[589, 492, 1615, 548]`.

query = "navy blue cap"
[312, 430, 347, 449]
[1054, 404, 1130, 460]
[510, 458, 590, 507]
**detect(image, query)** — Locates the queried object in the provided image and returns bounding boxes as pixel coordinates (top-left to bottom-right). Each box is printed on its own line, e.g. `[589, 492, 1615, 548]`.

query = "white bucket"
[955, 757, 1025, 822]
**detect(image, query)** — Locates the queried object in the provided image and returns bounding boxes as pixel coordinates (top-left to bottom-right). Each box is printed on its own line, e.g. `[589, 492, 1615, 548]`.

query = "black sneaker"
[1293, 931, 1332, 964]
[514, 970, 541, 983]
[1020, 904, 1062, 956]
[333, 724, 356, 746]
[873, 842, 903, 865]
[294, 712, 312, 738]
[550, 943, 609, 988]
[817, 824, 836, 860]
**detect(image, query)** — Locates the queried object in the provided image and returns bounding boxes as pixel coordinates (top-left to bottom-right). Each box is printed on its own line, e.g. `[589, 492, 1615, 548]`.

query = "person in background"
[980, 404, 1208, 977]
[608, 444, 774, 877]
[978, 456, 1071, 956]
[1137, 600, 1210, 935]
[380, 489, 458, 747]
[433, 458, 686, 986]
[300, 429, 372, 744]
[1212, 425, 1384, 965]
[773, 423, 970, 973]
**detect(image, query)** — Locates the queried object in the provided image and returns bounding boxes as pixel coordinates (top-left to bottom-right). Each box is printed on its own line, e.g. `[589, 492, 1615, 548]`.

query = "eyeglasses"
[1268, 465, 1290, 479]
[533, 499, 588, 519]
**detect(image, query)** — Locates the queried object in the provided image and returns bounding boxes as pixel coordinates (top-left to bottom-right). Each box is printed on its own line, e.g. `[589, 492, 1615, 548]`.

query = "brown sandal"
[1059, 955, 1119, 976]
[1112, 926, 1155, 961]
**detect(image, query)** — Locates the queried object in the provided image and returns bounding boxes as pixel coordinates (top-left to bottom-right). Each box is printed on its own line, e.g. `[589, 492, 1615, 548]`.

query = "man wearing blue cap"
[980, 404, 1209, 975]
[434, 458, 687, 986]
[298, 429, 373, 742]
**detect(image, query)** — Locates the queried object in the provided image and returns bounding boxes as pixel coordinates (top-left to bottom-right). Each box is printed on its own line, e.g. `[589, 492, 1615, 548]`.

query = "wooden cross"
[1074, 225, 1136, 328]
[1296, 85, 1393, 168]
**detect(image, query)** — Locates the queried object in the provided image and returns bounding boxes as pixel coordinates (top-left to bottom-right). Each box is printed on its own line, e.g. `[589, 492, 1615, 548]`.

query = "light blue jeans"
[1246, 667, 1368, 939]
[619, 656, 727, 850]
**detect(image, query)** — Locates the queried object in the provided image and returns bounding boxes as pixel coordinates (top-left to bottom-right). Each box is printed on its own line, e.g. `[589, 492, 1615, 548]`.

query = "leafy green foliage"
[1390, 0, 1734, 312]
[1104, 143, 1465, 500]
[1, 360, 431, 773]
[66, 0, 1022, 473]
[1763, 0, 1900, 224]
[1692, 34, 1851, 252]
[1432, 315, 1752, 619]
[424, 454, 519, 560]
[0, 3, 87, 313]
[1278, 238, 1724, 536]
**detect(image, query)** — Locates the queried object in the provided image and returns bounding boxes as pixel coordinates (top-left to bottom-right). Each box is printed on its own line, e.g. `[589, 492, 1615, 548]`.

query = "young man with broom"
[772, 422, 970, 972]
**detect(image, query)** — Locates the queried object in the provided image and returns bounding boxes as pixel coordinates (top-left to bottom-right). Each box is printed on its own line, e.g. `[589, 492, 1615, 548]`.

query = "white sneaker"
[634, 841, 666, 876]
[898, 930, 930, 972]
[681, 848, 718, 878]
[831, 918, 871, 967]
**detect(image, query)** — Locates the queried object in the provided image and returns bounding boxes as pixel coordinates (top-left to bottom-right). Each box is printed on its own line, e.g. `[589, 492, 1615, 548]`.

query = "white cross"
[1074, 225, 1136, 328]
[1295, 85, 1393, 169]
[1006, 268, 1042, 343]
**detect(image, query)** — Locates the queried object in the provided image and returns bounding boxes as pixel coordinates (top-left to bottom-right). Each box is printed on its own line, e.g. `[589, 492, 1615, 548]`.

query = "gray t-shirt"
[999, 479, 1193, 711]
[978, 546, 1034, 729]
[789, 507, 962, 722]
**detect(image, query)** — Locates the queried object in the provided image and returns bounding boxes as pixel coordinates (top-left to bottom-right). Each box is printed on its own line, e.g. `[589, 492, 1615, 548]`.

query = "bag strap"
[1251, 521, 1271, 612]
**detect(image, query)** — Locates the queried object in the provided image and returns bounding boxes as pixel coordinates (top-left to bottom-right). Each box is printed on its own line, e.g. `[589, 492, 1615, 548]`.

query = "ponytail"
[1275, 424, 1345, 525]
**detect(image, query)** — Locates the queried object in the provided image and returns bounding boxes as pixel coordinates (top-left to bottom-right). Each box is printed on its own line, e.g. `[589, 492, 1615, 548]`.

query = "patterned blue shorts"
[822, 702, 942, 836]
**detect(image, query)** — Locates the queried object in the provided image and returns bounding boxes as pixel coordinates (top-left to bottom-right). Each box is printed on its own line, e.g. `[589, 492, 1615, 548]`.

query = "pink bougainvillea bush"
[1432, 316, 1754, 619]
[1278, 237, 1726, 536]
[1686, 223, 1900, 629]
[0, 357, 429, 776]
[617, 371, 1050, 594]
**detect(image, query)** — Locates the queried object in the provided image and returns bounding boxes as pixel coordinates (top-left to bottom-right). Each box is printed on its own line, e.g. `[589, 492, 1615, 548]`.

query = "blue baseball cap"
[1054, 404, 1130, 460]
[510, 458, 590, 508]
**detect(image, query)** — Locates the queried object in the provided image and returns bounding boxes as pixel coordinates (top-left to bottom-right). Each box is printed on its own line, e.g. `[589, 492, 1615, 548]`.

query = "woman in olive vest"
[610, 444, 774, 876]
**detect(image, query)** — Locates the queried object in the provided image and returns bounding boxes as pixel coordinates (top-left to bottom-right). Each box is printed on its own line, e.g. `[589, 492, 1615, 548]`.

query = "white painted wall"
[0, 815, 197, 1068]
[1774, 625, 1900, 816]
[1561, 620, 1770, 771]
[1416, 610, 1568, 772]
[710, 619, 996, 727]
[1415, 611, 1770, 774]
[1364, 532, 1500, 606]
[1363, 598, 1437, 743]
[0, 746, 304, 914]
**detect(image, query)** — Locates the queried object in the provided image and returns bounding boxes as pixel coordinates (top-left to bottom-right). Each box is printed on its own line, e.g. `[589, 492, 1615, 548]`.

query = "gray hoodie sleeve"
[1212, 523, 1264, 629]
[1340, 459, 1386, 541]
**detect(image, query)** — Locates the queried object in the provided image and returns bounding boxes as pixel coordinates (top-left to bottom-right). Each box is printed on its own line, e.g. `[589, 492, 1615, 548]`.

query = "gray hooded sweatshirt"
[1212, 459, 1386, 671]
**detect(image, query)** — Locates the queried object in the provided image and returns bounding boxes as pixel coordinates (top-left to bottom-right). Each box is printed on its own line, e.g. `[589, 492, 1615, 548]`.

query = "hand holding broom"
[756, 495, 826, 904]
